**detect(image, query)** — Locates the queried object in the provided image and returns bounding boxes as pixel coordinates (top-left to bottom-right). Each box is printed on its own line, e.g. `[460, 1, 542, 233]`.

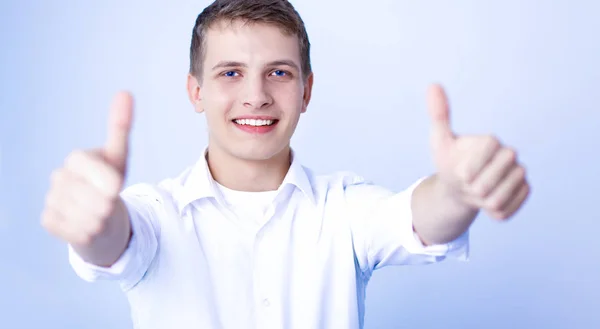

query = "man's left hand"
[426, 84, 531, 220]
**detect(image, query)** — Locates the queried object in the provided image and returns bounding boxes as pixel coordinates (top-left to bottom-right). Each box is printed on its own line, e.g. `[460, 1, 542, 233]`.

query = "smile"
[232, 118, 279, 134]
[233, 118, 276, 126]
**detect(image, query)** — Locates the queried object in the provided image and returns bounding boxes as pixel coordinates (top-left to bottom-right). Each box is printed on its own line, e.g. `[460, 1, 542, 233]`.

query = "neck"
[206, 145, 291, 192]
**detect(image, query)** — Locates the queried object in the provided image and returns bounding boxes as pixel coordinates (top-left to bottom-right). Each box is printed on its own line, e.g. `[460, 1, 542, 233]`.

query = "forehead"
[203, 20, 301, 67]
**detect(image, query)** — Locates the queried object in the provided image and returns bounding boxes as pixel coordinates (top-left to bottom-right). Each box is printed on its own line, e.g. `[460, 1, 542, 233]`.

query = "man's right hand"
[41, 92, 135, 267]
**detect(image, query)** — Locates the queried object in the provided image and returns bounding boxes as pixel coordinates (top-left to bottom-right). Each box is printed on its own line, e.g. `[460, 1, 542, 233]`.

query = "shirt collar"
[175, 148, 315, 215]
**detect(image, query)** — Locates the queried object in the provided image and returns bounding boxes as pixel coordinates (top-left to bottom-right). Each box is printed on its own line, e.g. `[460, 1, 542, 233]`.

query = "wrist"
[433, 174, 479, 212]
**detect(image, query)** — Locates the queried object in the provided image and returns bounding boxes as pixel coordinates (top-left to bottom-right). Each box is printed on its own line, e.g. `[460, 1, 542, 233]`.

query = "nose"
[242, 76, 273, 110]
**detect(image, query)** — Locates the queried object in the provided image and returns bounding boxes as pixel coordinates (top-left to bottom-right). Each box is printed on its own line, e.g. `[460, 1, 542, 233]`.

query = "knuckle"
[503, 147, 517, 163]
[514, 166, 526, 180]
[40, 210, 66, 238]
[478, 185, 490, 197]
[486, 198, 503, 212]
[50, 168, 65, 186]
[65, 150, 85, 167]
[470, 183, 486, 197]
[40, 209, 54, 228]
[460, 167, 473, 182]
[485, 135, 500, 149]
[496, 211, 510, 220]
[524, 183, 531, 196]
[44, 191, 59, 209]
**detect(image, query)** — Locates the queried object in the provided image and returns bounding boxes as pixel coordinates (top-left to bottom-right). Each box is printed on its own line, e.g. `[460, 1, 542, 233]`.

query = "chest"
[126, 192, 364, 329]
[185, 193, 353, 279]
[146, 192, 358, 289]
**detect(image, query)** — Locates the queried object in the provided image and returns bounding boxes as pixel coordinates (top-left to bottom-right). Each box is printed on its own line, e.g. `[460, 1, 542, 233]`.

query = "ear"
[187, 73, 204, 113]
[301, 73, 314, 113]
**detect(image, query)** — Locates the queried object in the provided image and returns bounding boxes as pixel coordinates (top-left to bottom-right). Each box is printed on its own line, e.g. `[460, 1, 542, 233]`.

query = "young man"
[41, 0, 530, 328]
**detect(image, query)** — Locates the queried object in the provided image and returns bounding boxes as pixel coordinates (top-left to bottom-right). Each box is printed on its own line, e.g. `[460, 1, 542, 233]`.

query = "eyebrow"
[211, 60, 300, 72]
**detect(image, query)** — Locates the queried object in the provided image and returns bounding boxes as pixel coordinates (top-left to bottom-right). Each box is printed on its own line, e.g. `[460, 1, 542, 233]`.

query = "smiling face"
[187, 20, 313, 162]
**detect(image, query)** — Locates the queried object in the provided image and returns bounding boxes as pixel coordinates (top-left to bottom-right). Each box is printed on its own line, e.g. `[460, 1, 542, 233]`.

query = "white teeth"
[234, 119, 275, 126]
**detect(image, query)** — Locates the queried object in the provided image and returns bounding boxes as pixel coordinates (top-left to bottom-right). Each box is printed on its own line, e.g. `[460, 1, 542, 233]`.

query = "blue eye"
[224, 71, 238, 77]
[272, 70, 286, 77]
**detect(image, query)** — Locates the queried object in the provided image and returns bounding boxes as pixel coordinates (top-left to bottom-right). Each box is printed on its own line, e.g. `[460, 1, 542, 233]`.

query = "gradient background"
[1, 1, 599, 328]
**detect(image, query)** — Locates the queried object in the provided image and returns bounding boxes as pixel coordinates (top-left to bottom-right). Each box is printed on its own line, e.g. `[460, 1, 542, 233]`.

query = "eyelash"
[220, 70, 292, 78]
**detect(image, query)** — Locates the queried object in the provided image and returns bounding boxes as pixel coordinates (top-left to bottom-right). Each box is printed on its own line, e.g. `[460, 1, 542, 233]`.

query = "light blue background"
[1, 1, 598, 328]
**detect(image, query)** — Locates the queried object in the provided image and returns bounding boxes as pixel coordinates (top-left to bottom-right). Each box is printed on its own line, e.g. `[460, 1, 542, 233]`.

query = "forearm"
[411, 174, 479, 245]
[71, 197, 132, 267]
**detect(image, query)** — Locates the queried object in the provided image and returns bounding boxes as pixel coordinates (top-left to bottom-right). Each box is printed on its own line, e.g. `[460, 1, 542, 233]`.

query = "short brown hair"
[189, 0, 312, 81]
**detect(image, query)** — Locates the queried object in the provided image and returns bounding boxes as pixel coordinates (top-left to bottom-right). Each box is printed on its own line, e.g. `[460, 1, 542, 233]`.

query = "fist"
[41, 92, 134, 246]
[427, 84, 530, 220]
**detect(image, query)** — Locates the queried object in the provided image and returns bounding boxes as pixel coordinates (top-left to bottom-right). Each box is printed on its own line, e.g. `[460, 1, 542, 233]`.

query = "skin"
[40, 19, 529, 267]
[41, 93, 133, 266]
[187, 20, 313, 192]
[412, 85, 530, 245]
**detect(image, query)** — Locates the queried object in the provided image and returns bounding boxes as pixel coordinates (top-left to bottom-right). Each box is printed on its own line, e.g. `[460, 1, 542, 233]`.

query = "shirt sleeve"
[68, 184, 161, 291]
[345, 176, 470, 275]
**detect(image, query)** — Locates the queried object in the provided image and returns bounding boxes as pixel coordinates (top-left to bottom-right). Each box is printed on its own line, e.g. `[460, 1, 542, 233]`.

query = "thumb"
[104, 91, 134, 174]
[427, 83, 455, 148]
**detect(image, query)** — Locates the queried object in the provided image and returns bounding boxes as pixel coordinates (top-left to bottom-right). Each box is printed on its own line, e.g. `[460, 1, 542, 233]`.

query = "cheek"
[203, 85, 237, 119]
[273, 84, 304, 109]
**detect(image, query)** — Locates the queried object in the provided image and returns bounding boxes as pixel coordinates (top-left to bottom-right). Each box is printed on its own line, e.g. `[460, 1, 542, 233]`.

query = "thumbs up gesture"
[42, 92, 134, 257]
[426, 84, 530, 220]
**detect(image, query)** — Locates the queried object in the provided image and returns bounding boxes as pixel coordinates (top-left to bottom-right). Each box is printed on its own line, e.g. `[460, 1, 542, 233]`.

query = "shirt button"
[263, 298, 271, 307]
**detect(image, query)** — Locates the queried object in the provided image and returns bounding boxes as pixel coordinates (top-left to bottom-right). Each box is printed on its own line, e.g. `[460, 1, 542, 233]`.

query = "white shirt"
[69, 151, 469, 329]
